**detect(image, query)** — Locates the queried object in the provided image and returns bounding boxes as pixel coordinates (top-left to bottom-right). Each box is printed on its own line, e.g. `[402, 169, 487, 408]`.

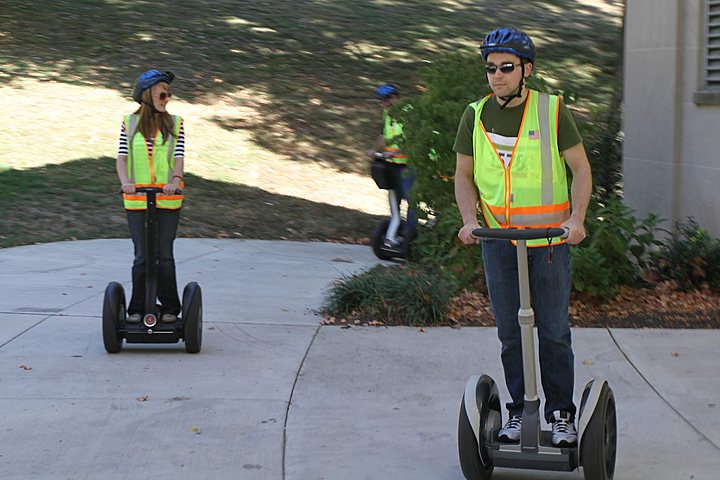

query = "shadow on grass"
[0, 157, 384, 248]
[1, 1, 622, 172]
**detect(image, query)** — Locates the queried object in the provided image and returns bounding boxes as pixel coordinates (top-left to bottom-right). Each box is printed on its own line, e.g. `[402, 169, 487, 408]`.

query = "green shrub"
[571, 196, 663, 298]
[321, 265, 458, 326]
[651, 218, 720, 290]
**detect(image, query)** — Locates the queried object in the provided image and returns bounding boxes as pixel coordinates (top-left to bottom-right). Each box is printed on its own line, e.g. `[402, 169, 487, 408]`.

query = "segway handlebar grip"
[471, 227, 569, 241]
[118, 187, 183, 195]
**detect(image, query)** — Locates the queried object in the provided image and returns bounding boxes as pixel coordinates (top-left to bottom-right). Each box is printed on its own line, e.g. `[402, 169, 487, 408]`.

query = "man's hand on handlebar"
[560, 217, 587, 245]
[458, 222, 481, 245]
[121, 183, 136, 194]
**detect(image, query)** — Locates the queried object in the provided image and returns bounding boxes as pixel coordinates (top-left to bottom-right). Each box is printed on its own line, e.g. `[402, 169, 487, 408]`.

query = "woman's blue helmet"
[132, 69, 175, 103]
[375, 83, 399, 100]
[480, 28, 536, 64]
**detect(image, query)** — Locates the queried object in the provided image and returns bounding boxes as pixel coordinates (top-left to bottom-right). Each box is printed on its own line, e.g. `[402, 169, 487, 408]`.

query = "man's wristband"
[172, 175, 184, 182]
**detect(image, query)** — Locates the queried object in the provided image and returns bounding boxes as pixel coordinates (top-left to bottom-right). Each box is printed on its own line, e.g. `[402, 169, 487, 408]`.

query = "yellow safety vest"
[383, 110, 407, 165]
[122, 114, 183, 210]
[471, 90, 570, 246]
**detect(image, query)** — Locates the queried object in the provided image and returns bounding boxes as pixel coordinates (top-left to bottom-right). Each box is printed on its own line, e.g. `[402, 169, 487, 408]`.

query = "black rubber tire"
[102, 282, 125, 353]
[402, 226, 418, 262]
[370, 219, 395, 260]
[182, 282, 203, 354]
[458, 376, 498, 480]
[371, 219, 409, 260]
[582, 383, 617, 480]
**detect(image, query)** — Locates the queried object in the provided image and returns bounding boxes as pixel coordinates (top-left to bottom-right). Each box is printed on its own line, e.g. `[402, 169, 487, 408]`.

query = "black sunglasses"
[485, 63, 521, 75]
[158, 91, 172, 100]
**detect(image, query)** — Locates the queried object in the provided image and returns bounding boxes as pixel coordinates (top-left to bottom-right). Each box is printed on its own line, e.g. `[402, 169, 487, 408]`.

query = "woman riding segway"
[103, 69, 202, 353]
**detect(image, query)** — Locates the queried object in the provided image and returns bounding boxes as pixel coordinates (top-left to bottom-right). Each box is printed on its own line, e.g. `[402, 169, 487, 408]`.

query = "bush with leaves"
[651, 218, 720, 291]
[571, 196, 664, 298]
[321, 265, 458, 326]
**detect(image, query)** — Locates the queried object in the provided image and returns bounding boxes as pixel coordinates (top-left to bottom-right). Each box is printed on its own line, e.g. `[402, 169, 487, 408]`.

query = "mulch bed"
[322, 281, 720, 329]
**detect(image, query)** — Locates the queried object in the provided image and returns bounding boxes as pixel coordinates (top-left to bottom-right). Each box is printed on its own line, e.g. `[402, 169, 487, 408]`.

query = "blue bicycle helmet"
[132, 69, 175, 103]
[480, 28, 536, 64]
[375, 83, 399, 100]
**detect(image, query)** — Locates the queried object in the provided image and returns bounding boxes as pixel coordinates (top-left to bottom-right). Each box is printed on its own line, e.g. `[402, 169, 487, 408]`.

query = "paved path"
[0, 240, 718, 479]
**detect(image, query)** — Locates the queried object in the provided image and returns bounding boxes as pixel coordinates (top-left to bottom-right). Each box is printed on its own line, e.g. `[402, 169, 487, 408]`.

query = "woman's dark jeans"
[481, 239, 576, 422]
[126, 209, 181, 316]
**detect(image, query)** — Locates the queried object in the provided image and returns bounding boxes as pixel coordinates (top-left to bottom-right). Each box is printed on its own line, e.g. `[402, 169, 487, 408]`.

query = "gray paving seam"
[608, 328, 720, 452]
[0, 315, 53, 349]
[1, 312, 320, 328]
[174, 245, 224, 264]
[0, 289, 111, 348]
[281, 323, 322, 480]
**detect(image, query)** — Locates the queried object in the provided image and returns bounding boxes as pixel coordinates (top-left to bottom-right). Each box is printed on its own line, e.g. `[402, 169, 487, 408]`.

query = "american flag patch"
[528, 130, 540, 140]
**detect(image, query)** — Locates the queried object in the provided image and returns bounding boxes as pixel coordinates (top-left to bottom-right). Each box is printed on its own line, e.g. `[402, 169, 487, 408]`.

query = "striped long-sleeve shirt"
[117, 120, 185, 158]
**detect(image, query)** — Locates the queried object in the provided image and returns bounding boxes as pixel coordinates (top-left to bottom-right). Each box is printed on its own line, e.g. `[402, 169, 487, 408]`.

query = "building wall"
[623, 0, 720, 236]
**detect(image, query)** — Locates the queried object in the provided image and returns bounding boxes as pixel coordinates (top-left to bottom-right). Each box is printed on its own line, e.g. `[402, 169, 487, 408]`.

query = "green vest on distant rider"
[471, 89, 570, 246]
[383, 110, 407, 165]
[122, 114, 183, 210]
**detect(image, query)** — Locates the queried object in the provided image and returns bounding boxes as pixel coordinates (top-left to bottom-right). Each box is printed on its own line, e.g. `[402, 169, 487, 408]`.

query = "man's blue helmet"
[480, 28, 536, 64]
[375, 83, 399, 100]
[132, 69, 175, 103]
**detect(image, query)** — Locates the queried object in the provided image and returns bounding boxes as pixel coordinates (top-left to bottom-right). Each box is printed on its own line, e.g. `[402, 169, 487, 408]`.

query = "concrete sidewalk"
[0, 239, 718, 479]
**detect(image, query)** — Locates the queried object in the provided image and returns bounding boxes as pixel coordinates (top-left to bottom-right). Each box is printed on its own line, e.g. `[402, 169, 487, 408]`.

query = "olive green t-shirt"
[452, 93, 582, 156]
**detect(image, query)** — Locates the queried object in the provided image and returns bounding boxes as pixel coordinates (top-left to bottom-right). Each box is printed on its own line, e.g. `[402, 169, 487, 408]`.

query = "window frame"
[694, 0, 720, 104]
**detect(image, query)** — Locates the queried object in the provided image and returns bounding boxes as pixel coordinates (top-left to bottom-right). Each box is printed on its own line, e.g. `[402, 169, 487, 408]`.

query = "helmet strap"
[498, 60, 526, 110]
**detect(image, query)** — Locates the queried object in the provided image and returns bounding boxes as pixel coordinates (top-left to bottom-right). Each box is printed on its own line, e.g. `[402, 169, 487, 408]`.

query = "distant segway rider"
[453, 28, 592, 447]
[367, 83, 417, 245]
[116, 69, 185, 324]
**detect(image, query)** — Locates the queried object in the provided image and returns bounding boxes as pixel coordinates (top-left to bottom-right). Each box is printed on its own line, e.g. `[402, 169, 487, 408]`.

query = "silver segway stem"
[385, 190, 402, 243]
[516, 239, 541, 451]
[516, 239, 538, 402]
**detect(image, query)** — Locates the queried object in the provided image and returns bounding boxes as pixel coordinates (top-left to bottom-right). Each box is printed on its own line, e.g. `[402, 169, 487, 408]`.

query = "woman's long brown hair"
[133, 84, 177, 143]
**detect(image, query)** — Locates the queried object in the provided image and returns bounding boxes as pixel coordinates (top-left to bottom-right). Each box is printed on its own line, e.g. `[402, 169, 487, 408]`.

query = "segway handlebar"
[119, 186, 183, 195]
[471, 227, 569, 241]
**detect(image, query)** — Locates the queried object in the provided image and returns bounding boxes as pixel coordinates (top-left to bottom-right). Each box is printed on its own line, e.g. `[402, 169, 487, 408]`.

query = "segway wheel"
[458, 375, 499, 480]
[182, 282, 203, 354]
[401, 226, 418, 261]
[370, 219, 395, 260]
[102, 282, 125, 353]
[581, 382, 617, 480]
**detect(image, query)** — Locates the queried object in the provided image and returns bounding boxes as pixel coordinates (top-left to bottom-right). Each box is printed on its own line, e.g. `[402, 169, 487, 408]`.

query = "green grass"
[0, 0, 623, 247]
[0, 158, 382, 248]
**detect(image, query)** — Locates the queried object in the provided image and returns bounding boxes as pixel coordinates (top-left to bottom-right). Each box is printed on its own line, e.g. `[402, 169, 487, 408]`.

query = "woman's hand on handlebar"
[163, 180, 181, 195]
[458, 222, 481, 245]
[121, 183, 136, 194]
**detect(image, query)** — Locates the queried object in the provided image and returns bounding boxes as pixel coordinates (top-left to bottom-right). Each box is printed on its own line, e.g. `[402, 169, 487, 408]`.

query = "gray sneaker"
[551, 411, 577, 447]
[161, 313, 177, 323]
[126, 313, 141, 323]
[498, 415, 522, 443]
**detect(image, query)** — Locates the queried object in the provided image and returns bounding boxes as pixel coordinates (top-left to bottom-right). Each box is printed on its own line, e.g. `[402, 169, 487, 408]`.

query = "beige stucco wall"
[623, 0, 720, 236]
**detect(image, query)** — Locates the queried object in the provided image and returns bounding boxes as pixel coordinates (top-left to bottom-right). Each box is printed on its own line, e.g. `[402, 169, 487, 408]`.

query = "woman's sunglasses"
[484, 63, 521, 75]
[157, 92, 172, 100]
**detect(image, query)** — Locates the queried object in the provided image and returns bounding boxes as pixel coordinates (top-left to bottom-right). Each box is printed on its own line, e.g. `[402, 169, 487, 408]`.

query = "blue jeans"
[126, 209, 181, 316]
[387, 164, 417, 233]
[481, 239, 576, 422]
